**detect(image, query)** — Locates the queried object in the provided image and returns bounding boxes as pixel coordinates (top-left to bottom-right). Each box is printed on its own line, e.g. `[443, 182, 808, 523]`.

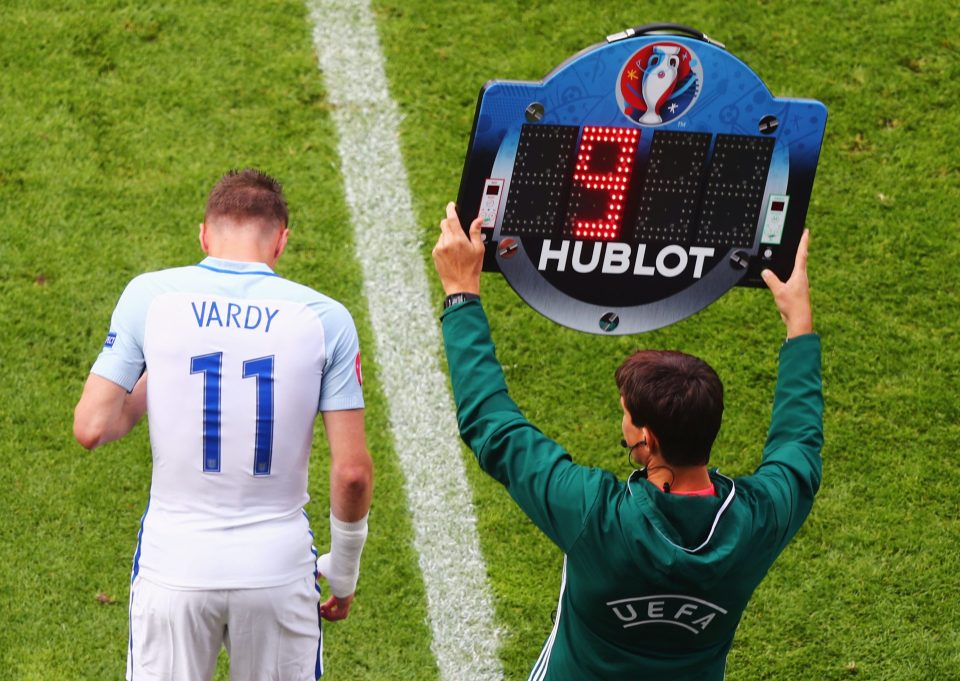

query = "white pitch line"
[307, 2, 503, 680]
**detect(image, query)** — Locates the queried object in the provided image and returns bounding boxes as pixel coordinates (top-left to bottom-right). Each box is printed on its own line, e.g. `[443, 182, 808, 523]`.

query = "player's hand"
[316, 553, 357, 621]
[319, 592, 354, 621]
[432, 202, 484, 296]
[761, 229, 813, 339]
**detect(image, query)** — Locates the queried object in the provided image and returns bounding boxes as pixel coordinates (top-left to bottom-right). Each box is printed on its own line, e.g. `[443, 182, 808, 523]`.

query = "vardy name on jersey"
[190, 300, 280, 333]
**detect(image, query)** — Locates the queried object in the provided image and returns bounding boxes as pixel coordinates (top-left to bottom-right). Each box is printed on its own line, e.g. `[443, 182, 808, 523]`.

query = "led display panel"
[457, 29, 827, 334]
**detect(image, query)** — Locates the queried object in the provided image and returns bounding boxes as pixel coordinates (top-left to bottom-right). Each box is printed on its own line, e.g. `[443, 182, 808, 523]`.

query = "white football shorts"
[127, 574, 322, 681]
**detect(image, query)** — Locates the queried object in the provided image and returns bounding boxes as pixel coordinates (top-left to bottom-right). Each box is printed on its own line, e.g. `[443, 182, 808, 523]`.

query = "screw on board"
[498, 237, 519, 259]
[759, 115, 779, 134]
[599, 312, 620, 333]
[525, 102, 545, 122]
[729, 250, 750, 269]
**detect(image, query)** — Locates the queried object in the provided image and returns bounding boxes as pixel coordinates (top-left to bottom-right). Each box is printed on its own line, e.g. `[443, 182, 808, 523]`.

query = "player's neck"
[207, 244, 274, 266]
[199, 220, 286, 269]
[644, 458, 711, 494]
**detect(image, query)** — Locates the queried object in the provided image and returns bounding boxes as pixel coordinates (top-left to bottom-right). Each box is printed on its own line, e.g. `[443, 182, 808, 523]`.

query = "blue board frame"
[457, 32, 827, 334]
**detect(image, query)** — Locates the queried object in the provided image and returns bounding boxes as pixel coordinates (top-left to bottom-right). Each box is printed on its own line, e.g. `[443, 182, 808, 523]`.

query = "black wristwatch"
[444, 292, 481, 309]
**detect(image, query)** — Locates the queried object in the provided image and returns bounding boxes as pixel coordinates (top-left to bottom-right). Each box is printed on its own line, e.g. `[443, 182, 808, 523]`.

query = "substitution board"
[457, 23, 827, 334]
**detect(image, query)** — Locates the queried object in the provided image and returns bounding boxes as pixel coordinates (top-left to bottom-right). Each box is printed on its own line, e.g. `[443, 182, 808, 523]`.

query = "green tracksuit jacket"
[441, 300, 823, 681]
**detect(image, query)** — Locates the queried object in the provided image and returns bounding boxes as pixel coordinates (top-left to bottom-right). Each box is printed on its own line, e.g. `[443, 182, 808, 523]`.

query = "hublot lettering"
[605, 595, 727, 635]
[538, 240, 715, 279]
[633, 244, 655, 276]
[538, 240, 570, 272]
[572, 242, 602, 273]
[191, 301, 279, 333]
[601, 243, 631, 274]
[656, 245, 687, 277]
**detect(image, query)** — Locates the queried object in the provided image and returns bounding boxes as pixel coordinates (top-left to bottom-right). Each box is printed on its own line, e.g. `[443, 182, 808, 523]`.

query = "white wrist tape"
[316, 512, 368, 598]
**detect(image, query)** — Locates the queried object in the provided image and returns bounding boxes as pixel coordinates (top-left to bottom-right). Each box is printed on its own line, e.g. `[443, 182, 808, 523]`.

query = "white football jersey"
[90, 257, 364, 589]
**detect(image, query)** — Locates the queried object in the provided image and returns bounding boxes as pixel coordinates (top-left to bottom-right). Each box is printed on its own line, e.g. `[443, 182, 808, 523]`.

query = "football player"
[74, 169, 373, 681]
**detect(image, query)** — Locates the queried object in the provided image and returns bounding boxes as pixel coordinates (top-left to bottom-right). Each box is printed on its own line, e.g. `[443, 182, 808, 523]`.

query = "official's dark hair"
[204, 168, 288, 230]
[615, 350, 723, 466]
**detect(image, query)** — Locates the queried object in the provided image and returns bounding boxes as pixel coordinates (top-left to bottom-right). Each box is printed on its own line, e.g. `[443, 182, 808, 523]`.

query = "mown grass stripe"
[306, 2, 503, 679]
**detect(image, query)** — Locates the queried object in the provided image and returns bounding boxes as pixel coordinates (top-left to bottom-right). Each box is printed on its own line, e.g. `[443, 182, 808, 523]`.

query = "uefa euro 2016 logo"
[616, 42, 702, 126]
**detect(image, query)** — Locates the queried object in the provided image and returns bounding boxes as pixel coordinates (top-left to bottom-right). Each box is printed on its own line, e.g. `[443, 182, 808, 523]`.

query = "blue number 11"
[191, 352, 275, 476]
[243, 356, 275, 475]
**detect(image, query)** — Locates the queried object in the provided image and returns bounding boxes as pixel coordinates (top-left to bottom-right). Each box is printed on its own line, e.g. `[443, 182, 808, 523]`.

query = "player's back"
[98, 257, 363, 589]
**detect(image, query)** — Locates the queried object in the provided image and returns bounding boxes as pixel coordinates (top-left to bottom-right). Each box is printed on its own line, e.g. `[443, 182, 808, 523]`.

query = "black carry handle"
[606, 23, 726, 49]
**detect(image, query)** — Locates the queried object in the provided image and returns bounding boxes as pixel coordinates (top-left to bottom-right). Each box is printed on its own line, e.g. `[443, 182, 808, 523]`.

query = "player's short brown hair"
[615, 350, 723, 467]
[204, 168, 288, 230]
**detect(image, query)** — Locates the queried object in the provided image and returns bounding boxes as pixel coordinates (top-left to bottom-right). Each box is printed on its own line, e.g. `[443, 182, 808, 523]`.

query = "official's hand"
[432, 202, 484, 296]
[761, 229, 813, 338]
[319, 592, 354, 621]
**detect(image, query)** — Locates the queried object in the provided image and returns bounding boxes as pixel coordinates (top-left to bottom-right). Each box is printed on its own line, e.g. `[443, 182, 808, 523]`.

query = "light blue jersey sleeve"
[90, 260, 364, 411]
[317, 301, 364, 412]
[90, 275, 152, 391]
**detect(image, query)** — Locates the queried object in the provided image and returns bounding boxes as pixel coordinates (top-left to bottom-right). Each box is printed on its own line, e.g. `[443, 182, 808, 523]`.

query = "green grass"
[1, 0, 959, 680]
[0, 2, 435, 679]
[374, 0, 960, 679]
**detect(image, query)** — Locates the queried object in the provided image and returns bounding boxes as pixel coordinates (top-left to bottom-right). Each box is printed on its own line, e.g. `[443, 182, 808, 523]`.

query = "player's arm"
[73, 372, 147, 450]
[325, 409, 373, 521]
[440, 297, 603, 550]
[761, 229, 814, 341]
[760, 229, 822, 453]
[433, 203, 603, 551]
[75, 275, 151, 450]
[316, 408, 373, 621]
[753, 231, 824, 541]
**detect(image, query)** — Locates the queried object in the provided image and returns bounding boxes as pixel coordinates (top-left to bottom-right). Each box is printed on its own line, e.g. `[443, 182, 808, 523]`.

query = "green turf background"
[1, 0, 958, 679]
[374, 1, 959, 679]
[0, 2, 435, 679]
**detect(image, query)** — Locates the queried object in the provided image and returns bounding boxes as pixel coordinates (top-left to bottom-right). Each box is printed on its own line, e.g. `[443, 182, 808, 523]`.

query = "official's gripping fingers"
[468, 216, 483, 243]
[792, 229, 810, 277]
[761, 228, 809, 292]
[760, 268, 782, 292]
[443, 202, 464, 237]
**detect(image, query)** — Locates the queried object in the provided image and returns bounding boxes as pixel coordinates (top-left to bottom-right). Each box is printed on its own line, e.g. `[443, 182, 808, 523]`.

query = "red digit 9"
[567, 126, 640, 241]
